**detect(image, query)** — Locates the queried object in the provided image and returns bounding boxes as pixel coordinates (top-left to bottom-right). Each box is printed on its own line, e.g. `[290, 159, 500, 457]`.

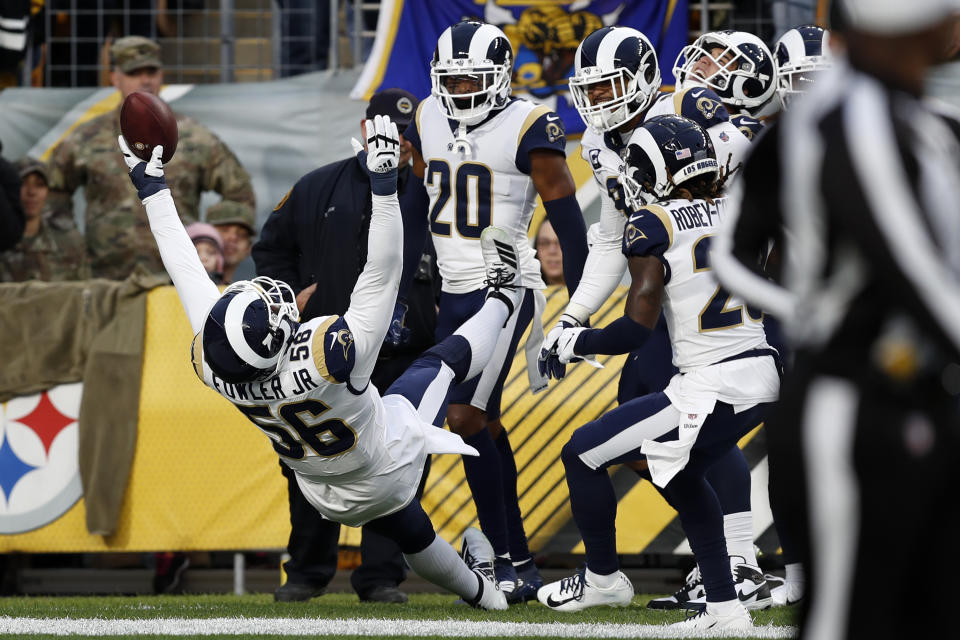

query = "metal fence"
[26, 0, 379, 87]
[24, 1, 815, 88]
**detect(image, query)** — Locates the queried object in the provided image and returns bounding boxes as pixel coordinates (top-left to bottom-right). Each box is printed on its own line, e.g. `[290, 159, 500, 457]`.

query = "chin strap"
[452, 123, 475, 159]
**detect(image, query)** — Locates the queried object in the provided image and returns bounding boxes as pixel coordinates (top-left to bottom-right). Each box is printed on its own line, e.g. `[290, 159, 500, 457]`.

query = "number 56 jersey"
[191, 314, 431, 527]
[622, 197, 768, 371]
[406, 95, 566, 294]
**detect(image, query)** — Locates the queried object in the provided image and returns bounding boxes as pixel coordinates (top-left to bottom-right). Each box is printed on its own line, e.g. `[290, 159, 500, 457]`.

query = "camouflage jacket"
[46, 107, 256, 280]
[0, 213, 91, 282]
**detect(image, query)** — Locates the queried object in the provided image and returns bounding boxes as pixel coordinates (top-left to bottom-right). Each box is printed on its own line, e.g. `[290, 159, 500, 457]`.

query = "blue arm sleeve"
[515, 110, 567, 175]
[575, 314, 652, 356]
[543, 193, 588, 295]
[398, 176, 429, 300]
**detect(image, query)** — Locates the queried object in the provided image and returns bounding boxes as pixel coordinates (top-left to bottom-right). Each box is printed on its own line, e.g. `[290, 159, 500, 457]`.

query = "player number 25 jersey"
[622, 196, 768, 370]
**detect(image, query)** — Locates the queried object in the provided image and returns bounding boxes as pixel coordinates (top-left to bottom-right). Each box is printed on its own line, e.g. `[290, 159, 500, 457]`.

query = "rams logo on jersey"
[334, 329, 354, 360]
[696, 96, 722, 121]
[624, 222, 648, 245]
[546, 122, 563, 143]
[589, 148, 602, 170]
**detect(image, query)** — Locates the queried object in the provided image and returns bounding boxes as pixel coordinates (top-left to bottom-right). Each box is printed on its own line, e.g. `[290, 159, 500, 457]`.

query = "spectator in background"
[253, 88, 435, 604]
[534, 219, 564, 286]
[185, 222, 224, 284]
[206, 201, 257, 283]
[0, 158, 89, 282]
[45, 35, 255, 280]
[0, 145, 24, 249]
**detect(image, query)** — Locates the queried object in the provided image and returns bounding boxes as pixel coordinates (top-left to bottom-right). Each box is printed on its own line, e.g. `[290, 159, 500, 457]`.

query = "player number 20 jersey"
[622, 197, 768, 370]
[416, 96, 553, 293]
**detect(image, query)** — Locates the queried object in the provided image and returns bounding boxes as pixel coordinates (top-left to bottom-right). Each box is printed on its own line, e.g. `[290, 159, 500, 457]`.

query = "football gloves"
[119, 135, 167, 201]
[538, 313, 580, 380]
[383, 299, 411, 348]
[351, 114, 401, 196]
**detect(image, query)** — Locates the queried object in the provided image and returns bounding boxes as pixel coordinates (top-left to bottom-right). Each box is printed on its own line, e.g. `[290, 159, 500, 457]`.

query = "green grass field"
[0, 592, 798, 639]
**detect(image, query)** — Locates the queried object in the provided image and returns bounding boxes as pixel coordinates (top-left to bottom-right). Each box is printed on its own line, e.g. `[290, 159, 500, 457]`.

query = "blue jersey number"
[427, 159, 492, 238]
[238, 399, 357, 460]
[692, 235, 762, 331]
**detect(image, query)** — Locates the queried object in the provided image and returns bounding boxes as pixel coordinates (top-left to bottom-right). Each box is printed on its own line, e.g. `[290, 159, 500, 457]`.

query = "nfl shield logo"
[719, 132, 730, 142]
[0, 384, 83, 533]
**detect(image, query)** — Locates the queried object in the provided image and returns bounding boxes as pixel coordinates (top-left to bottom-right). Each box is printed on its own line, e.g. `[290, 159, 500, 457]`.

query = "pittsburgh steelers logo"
[396, 97, 413, 115]
[0, 384, 83, 534]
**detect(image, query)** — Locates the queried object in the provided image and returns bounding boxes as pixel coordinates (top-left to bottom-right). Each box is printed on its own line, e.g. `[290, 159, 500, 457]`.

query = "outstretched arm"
[341, 116, 403, 387]
[119, 136, 220, 335]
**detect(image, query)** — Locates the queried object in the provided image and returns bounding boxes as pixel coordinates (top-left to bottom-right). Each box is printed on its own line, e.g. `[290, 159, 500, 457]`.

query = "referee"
[714, 1, 960, 638]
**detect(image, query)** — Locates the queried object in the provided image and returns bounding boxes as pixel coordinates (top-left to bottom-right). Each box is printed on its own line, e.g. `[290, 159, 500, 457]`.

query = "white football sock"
[784, 562, 805, 584]
[585, 568, 619, 589]
[453, 298, 509, 379]
[724, 511, 758, 566]
[403, 535, 480, 601]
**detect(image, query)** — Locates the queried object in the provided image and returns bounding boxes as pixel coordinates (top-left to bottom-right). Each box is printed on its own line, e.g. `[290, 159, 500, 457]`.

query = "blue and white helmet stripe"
[203, 276, 298, 383]
[774, 25, 832, 108]
[570, 26, 661, 133]
[431, 20, 513, 126]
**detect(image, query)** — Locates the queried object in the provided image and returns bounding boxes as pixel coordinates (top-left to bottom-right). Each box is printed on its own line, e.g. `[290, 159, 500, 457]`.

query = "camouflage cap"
[111, 36, 163, 73]
[14, 157, 48, 183]
[206, 201, 256, 235]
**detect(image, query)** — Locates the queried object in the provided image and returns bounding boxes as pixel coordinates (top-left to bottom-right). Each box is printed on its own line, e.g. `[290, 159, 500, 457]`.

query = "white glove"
[351, 114, 398, 169]
[118, 135, 166, 200]
[350, 115, 400, 195]
[556, 326, 604, 369]
[555, 326, 588, 364]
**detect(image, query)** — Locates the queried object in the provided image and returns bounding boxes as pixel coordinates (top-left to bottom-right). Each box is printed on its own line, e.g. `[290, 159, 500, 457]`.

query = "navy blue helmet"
[569, 26, 661, 133]
[197, 276, 299, 384]
[619, 114, 719, 209]
[431, 20, 513, 125]
[775, 25, 832, 108]
[673, 30, 776, 109]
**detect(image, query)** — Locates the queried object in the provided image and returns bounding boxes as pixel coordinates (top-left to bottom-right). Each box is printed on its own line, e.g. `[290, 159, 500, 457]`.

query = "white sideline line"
[0, 616, 797, 638]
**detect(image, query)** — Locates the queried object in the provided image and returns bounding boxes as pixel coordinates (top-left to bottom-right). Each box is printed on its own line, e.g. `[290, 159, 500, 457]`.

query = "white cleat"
[537, 570, 634, 612]
[647, 565, 705, 610]
[480, 226, 522, 315]
[460, 527, 508, 611]
[670, 600, 753, 632]
[769, 578, 804, 607]
[732, 560, 773, 611]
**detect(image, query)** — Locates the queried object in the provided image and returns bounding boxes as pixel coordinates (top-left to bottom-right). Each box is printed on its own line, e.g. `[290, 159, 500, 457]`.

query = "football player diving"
[118, 115, 537, 612]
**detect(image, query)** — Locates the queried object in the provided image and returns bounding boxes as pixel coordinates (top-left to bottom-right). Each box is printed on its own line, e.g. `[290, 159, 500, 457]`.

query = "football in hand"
[120, 91, 178, 164]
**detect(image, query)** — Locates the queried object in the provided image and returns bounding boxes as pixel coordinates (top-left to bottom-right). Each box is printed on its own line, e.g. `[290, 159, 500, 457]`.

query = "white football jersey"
[193, 314, 429, 526]
[622, 196, 768, 371]
[413, 95, 558, 294]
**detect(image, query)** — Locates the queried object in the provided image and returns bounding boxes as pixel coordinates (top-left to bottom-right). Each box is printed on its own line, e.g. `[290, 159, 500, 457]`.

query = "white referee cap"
[840, 0, 958, 35]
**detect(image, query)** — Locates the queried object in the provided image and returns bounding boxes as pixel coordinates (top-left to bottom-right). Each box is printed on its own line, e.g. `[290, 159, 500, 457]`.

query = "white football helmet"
[673, 30, 777, 109]
[569, 26, 661, 134]
[430, 20, 513, 126]
[775, 25, 832, 109]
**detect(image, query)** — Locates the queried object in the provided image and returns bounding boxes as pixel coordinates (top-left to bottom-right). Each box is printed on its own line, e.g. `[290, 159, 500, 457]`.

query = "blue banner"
[353, 0, 689, 135]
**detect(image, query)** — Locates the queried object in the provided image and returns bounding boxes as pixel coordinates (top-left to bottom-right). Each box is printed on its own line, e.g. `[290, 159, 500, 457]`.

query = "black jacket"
[253, 157, 436, 350]
[0, 152, 25, 251]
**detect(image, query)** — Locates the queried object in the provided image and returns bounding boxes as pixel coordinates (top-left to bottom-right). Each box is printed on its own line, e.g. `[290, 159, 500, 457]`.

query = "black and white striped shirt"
[714, 59, 960, 379]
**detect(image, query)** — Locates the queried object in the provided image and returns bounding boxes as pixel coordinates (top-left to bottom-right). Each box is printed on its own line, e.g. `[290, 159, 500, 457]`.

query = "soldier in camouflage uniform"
[45, 35, 256, 281]
[206, 199, 257, 283]
[0, 158, 90, 282]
